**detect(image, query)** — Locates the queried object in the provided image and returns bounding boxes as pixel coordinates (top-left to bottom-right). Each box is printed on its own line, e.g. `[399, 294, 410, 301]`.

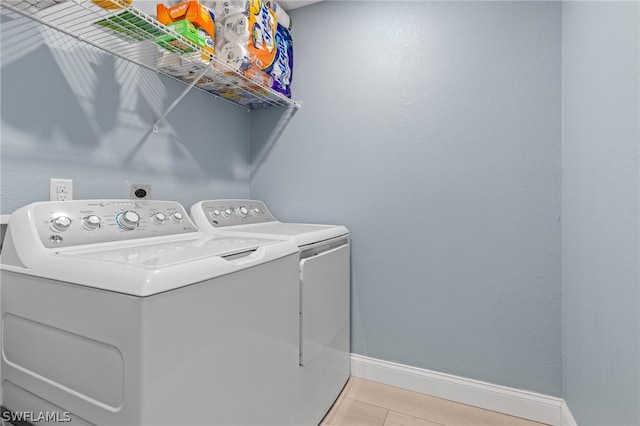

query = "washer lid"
[58, 235, 274, 268]
[2, 234, 298, 297]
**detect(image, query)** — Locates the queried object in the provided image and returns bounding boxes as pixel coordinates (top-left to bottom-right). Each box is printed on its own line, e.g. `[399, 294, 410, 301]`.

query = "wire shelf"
[0, 0, 299, 111]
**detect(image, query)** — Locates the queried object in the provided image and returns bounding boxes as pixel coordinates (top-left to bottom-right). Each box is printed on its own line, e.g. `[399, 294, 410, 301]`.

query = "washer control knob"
[223, 208, 232, 217]
[117, 210, 140, 230]
[51, 215, 72, 232]
[238, 206, 249, 217]
[83, 215, 101, 231]
[152, 213, 166, 225]
[171, 212, 184, 223]
[211, 209, 221, 218]
[251, 208, 260, 216]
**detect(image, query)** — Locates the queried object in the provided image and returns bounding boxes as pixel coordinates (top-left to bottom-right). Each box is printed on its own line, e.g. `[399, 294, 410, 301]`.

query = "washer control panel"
[197, 200, 275, 228]
[33, 200, 198, 248]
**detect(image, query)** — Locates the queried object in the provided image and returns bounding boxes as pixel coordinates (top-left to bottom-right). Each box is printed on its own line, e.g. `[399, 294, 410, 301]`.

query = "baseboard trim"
[350, 354, 563, 426]
[561, 400, 578, 426]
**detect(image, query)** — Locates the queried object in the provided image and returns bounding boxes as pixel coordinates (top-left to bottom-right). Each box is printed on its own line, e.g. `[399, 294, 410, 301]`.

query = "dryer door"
[299, 243, 350, 366]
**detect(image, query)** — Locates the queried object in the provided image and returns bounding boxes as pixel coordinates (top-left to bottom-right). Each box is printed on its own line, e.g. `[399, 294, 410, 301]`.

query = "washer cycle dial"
[171, 212, 184, 223]
[116, 210, 140, 230]
[51, 216, 72, 232]
[83, 215, 101, 231]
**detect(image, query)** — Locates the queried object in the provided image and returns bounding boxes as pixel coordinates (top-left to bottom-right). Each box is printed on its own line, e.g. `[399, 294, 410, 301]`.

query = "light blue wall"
[562, 2, 640, 425]
[9, 3, 638, 416]
[1, 13, 251, 215]
[251, 1, 563, 396]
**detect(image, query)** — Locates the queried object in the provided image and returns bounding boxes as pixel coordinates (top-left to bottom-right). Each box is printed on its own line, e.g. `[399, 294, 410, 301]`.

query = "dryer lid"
[215, 222, 349, 247]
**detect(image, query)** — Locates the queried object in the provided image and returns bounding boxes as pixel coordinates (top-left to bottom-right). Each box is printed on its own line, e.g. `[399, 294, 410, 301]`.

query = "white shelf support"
[251, 101, 302, 176]
[153, 60, 215, 133]
[262, 101, 301, 149]
[277, 101, 301, 138]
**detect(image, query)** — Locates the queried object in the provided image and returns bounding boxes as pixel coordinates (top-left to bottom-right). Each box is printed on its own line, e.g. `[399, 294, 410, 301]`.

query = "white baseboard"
[350, 354, 564, 426]
[561, 400, 578, 426]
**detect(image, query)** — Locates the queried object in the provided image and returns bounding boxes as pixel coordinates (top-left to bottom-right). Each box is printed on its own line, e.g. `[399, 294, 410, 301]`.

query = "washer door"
[300, 244, 350, 366]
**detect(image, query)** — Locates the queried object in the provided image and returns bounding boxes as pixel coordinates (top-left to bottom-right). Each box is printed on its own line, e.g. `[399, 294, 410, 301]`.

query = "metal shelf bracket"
[250, 101, 302, 176]
[153, 60, 215, 133]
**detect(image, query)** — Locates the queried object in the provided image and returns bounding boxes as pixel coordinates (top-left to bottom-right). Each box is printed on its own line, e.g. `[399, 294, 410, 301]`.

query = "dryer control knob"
[171, 212, 184, 223]
[117, 210, 140, 230]
[83, 215, 101, 231]
[152, 213, 166, 225]
[238, 206, 249, 217]
[51, 215, 72, 232]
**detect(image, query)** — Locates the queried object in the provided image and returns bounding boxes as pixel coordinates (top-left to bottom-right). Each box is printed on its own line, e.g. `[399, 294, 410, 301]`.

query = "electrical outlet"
[50, 178, 73, 201]
[129, 184, 152, 200]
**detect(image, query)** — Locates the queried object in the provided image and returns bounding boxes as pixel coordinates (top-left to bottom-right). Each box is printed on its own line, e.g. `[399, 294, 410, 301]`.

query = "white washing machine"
[0, 199, 301, 426]
[191, 200, 350, 425]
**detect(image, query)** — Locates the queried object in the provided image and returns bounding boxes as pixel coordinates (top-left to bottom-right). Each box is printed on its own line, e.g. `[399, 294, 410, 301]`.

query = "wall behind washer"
[250, 1, 562, 396]
[1, 12, 251, 215]
[562, 2, 640, 425]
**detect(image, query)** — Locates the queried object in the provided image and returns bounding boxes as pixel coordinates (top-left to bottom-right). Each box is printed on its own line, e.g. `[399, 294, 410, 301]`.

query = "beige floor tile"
[344, 378, 546, 426]
[323, 396, 389, 426]
[384, 411, 445, 426]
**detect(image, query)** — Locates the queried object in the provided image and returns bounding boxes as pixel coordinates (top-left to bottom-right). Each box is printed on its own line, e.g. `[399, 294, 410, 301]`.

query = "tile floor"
[321, 377, 548, 426]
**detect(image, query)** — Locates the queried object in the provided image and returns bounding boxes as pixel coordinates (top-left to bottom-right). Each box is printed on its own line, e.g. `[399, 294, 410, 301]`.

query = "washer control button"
[51, 216, 72, 232]
[83, 215, 101, 230]
[171, 212, 184, 223]
[152, 213, 166, 225]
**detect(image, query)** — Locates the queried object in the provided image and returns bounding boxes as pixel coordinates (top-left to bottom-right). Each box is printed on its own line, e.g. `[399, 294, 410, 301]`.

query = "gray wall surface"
[251, 1, 563, 396]
[562, 2, 640, 425]
[1, 13, 251, 215]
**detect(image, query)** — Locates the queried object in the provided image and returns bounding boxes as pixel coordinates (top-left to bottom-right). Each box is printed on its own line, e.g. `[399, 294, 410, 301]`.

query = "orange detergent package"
[92, 0, 133, 10]
[246, 0, 277, 70]
[157, 1, 215, 41]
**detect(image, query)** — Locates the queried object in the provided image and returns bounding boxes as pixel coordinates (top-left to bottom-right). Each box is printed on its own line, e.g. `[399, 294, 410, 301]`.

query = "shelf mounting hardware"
[250, 101, 302, 176]
[153, 60, 215, 133]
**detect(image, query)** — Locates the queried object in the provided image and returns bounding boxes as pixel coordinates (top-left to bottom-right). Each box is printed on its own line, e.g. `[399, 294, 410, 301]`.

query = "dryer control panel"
[29, 200, 198, 248]
[194, 200, 276, 228]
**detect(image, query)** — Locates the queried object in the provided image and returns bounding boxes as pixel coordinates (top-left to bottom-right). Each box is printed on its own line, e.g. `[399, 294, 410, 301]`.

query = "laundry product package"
[156, 0, 216, 57]
[266, 16, 293, 98]
[156, 48, 275, 108]
[202, 0, 293, 98]
[263, 0, 291, 30]
[93, 0, 133, 10]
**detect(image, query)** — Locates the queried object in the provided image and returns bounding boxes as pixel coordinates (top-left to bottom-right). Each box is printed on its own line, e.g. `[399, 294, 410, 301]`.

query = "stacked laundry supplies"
[154, 0, 293, 100]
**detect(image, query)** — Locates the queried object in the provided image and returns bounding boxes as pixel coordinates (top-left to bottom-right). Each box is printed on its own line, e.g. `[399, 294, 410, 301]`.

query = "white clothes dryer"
[0, 199, 301, 426]
[191, 200, 350, 425]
